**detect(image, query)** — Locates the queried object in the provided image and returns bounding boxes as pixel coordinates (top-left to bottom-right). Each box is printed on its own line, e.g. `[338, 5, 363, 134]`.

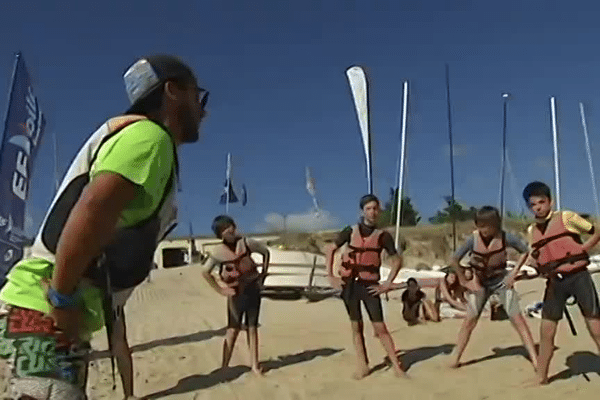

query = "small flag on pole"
[305, 166, 319, 210]
[219, 179, 238, 204]
[241, 184, 247, 206]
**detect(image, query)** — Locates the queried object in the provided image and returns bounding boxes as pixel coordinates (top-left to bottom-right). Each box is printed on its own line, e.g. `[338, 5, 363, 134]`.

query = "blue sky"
[2, 1, 600, 237]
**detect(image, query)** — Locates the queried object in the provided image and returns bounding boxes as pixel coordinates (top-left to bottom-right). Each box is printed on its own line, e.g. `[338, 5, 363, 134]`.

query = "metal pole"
[0, 52, 21, 165]
[445, 64, 457, 252]
[579, 102, 600, 217]
[550, 97, 561, 209]
[499, 93, 510, 220]
[395, 81, 409, 247]
[225, 153, 231, 214]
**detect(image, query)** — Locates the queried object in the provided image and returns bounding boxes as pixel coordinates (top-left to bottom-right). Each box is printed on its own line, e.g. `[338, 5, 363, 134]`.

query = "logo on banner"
[8, 86, 43, 201]
[3, 249, 14, 263]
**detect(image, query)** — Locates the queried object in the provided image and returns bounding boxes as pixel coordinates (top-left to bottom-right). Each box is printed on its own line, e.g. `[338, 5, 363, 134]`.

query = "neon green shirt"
[0, 119, 175, 336]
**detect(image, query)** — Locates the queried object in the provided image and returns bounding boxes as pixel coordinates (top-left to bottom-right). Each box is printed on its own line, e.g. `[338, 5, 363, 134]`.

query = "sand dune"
[83, 266, 600, 400]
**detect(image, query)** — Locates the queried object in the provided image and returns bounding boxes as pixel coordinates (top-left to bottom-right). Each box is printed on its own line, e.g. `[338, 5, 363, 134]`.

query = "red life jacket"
[469, 230, 507, 280]
[530, 212, 589, 276]
[210, 237, 259, 286]
[340, 225, 384, 282]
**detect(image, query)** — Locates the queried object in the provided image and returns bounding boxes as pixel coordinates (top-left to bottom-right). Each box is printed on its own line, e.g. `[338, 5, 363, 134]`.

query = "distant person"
[202, 216, 270, 376]
[434, 270, 468, 319]
[401, 278, 438, 324]
[447, 206, 538, 370]
[0, 54, 208, 399]
[522, 181, 600, 386]
[326, 194, 405, 379]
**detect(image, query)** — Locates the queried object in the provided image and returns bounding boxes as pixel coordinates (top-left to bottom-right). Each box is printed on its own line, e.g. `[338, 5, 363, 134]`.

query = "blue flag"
[0, 53, 46, 282]
[219, 178, 238, 204]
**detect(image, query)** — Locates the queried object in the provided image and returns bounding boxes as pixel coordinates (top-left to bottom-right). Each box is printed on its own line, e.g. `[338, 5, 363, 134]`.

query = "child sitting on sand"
[434, 270, 469, 319]
[201, 216, 270, 376]
[401, 278, 439, 325]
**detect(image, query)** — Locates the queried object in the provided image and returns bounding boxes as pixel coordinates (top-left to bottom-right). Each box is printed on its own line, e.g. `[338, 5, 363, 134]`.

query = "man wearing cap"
[0, 55, 207, 399]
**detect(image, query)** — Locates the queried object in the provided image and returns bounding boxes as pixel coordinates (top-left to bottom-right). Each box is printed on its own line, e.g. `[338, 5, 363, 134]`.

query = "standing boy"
[202, 216, 270, 376]
[326, 194, 405, 379]
[522, 181, 600, 385]
[448, 206, 538, 370]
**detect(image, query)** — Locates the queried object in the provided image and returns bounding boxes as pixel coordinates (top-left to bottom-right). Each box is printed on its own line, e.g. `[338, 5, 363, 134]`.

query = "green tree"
[379, 187, 421, 227]
[428, 196, 476, 224]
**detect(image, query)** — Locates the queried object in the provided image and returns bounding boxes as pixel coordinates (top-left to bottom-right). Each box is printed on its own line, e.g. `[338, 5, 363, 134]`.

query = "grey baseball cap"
[123, 55, 199, 111]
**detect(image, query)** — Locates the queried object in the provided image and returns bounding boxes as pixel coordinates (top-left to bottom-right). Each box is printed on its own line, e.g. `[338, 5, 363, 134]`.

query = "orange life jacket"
[530, 212, 589, 276]
[469, 230, 507, 280]
[340, 225, 384, 282]
[210, 237, 259, 286]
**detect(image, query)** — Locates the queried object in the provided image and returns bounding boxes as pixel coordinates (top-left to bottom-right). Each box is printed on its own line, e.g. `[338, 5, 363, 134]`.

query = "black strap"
[95, 118, 177, 390]
[531, 231, 579, 250]
[539, 252, 589, 273]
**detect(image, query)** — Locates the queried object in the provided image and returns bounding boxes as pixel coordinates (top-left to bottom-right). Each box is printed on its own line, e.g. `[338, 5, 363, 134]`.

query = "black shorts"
[227, 280, 262, 328]
[542, 270, 600, 321]
[341, 279, 384, 323]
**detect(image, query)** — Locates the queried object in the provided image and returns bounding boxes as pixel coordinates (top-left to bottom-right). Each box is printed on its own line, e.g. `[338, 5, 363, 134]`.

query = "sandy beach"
[80, 266, 600, 400]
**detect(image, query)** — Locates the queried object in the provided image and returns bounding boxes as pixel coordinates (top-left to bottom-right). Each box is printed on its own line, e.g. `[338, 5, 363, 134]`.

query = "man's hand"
[41, 278, 80, 340]
[219, 286, 236, 297]
[258, 271, 268, 290]
[368, 281, 393, 296]
[462, 278, 482, 294]
[328, 276, 343, 291]
[503, 274, 516, 289]
[49, 307, 81, 340]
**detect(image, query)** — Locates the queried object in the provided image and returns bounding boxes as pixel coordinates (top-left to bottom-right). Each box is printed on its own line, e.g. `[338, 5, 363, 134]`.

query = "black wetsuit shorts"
[341, 279, 384, 322]
[227, 280, 262, 328]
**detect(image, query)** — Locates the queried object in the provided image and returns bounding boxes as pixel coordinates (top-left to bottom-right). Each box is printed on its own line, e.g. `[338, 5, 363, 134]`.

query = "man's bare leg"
[372, 322, 406, 378]
[247, 327, 263, 376]
[112, 312, 135, 400]
[222, 327, 240, 368]
[525, 319, 557, 386]
[448, 316, 478, 368]
[350, 321, 370, 379]
[509, 313, 538, 370]
[584, 317, 600, 352]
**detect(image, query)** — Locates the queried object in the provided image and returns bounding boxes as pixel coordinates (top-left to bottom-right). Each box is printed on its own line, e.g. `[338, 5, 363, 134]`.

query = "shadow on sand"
[372, 343, 454, 373]
[459, 345, 531, 367]
[144, 347, 343, 399]
[89, 327, 227, 361]
[550, 351, 600, 383]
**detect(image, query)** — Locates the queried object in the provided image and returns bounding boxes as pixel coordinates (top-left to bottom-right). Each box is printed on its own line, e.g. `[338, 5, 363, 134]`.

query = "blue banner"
[0, 53, 46, 281]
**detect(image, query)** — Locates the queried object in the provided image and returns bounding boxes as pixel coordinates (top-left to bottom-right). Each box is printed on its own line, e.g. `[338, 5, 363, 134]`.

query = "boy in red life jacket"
[522, 182, 600, 386]
[325, 194, 405, 379]
[201, 215, 270, 376]
[447, 206, 538, 370]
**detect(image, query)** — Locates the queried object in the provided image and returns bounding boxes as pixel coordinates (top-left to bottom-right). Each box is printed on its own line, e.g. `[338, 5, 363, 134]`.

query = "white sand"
[80, 267, 600, 400]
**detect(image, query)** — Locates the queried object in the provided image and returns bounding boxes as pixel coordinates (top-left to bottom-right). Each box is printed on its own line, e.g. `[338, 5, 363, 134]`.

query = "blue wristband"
[47, 286, 80, 309]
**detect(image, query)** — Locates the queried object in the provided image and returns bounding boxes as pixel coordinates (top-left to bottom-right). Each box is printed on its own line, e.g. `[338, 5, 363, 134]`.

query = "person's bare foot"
[252, 365, 264, 377]
[352, 367, 370, 380]
[523, 376, 548, 387]
[393, 367, 408, 378]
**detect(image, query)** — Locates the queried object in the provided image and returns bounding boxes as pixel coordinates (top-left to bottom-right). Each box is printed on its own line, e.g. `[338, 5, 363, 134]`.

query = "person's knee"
[372, 323, 388, 338]
[351, 321, 364, 333]
[540, 320, 558, 342]
[464, 316, 478, 329]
